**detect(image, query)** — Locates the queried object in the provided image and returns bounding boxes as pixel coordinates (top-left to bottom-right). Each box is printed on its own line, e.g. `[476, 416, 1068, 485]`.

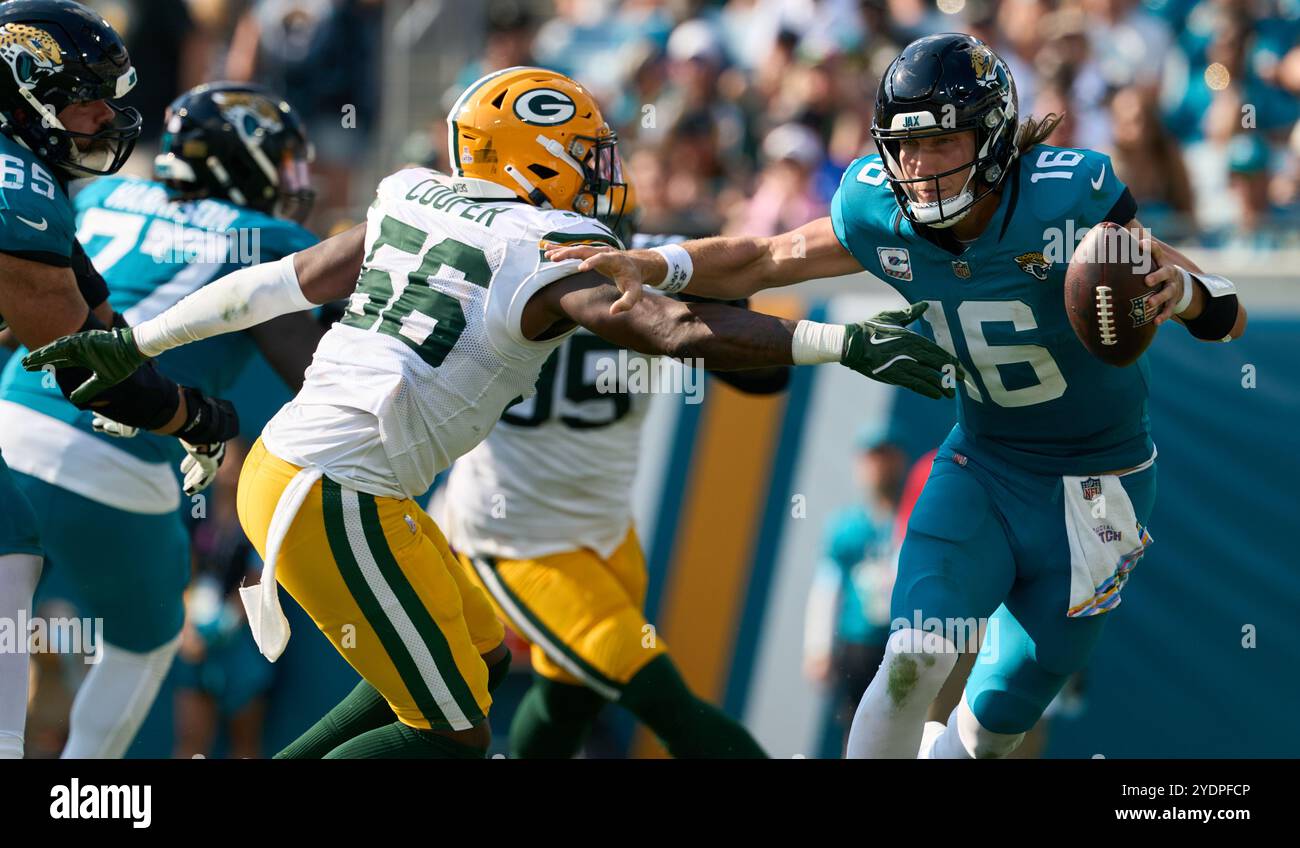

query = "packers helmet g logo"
[513, 88, 576, 126]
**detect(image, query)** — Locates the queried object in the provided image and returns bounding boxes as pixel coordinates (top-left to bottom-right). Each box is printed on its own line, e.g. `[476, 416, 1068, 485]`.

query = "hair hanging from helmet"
[1014, 113, 1065, 155]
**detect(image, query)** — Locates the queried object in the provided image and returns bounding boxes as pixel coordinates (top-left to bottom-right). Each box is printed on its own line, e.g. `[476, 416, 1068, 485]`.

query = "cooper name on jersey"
[402, 175, 518, 228]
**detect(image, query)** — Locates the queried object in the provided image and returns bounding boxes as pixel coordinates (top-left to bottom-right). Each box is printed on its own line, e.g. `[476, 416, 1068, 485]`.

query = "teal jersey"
[0, 176, 317, 464]
[0, 133, 76, 299]
[831, 144, 1152, 475]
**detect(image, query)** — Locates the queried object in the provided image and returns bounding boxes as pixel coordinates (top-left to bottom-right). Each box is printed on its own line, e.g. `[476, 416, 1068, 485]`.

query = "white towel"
[239, 466, 322, 661]
[1061, 471, 1152, 617]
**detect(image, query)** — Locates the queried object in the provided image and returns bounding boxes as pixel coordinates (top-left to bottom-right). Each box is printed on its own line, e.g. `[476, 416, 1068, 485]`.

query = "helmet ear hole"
[528, 164, 557, 180]
[490, 90, 507, 110]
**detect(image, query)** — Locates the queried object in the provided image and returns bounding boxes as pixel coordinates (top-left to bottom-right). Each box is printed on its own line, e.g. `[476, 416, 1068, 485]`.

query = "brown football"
[1064, 222, 1158, 367]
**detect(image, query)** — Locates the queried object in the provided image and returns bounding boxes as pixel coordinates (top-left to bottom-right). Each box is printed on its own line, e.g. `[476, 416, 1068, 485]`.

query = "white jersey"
[441, 234, 680, 562]
[440, 331, 654, 561]
[262, 168, 620, 499]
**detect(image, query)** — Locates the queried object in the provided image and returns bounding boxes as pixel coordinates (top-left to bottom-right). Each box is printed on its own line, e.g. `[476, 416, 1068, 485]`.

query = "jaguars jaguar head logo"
[0, 24, 64, 92]
[1015, 251, 1052, 281]
[211, 91, 285, 147]
[970, 44, 997, 83]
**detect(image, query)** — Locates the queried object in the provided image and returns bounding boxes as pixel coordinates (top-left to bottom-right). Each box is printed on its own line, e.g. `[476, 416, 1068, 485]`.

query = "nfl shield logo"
[952, 260, 971, 279]
[1129, 293, 1155, 327]
[1080, 477, 1102, 501]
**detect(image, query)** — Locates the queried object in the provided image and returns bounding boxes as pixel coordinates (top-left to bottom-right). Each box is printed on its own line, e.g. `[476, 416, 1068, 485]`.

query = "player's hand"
[21, 327, 148, 403]
[544, 244, 648, 315]
[91, 413, 139, 438]
[1139, 237, 1202, 326]
[180, 440, 226, 497]
[840, 302, 964, 400]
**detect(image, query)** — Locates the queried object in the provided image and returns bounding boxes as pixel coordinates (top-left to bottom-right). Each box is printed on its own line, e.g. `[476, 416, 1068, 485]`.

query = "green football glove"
[22, 326, 148, 404]
[840, 302, 964, 400]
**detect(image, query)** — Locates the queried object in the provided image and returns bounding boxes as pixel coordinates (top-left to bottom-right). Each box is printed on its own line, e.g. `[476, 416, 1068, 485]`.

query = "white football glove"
[180, 440, 226, 496]
[91, 412, 139, 438]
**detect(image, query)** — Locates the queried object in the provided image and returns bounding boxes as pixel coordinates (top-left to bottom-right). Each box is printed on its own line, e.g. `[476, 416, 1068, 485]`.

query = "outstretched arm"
[523, 271, 962, 400]
[544, 217, 864, 312]
[22, 224, 367, 402]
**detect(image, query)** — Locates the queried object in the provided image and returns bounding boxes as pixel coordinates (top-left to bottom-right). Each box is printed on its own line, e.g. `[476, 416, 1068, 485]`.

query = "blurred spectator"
[1108, 85, 1197, 240]
[1163, 4, 1299, 142]
[644, 18, 750, 158]
[84, 0, 212, 148]
[728, 122, 828, 235]
[1221, 132, 1293, 249]
[226, 0, 385, 230]
[1035, 6, 1111, 151]
[1033, 80, 1078, 148]
[449, 0, 540, 96]
[804, 427, 906, 758]
[1082, 0, 1173, 89]
[655, 110, 738, 236]
[173, 441, 273, 759]
[995, 0, 1051, 112]
[533, 0, 675, 94]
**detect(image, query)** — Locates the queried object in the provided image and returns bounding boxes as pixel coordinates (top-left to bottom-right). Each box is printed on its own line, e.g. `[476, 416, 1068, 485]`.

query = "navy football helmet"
[154, 82, 315, 222]
[871, 33, 1018, 228]
[0, 0, 142, 178]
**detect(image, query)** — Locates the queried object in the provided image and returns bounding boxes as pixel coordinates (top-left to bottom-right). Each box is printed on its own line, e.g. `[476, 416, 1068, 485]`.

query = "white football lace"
[1096, 285, 1117, 346]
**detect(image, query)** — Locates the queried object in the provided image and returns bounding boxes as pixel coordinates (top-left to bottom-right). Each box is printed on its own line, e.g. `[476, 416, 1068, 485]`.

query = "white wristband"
[1174, 267, 1196, 315]
[649, 243, 692, 294]
[133, 254, 312, 357]
[791, 320, 845, 365]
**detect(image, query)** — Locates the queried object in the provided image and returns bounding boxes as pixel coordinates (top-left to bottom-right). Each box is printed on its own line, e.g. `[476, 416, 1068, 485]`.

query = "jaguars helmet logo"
[0, 24, 64, 92]
[211, 90, 285, 147]
[970, 44, 997, 83]
[1015, 251, 1052, 281]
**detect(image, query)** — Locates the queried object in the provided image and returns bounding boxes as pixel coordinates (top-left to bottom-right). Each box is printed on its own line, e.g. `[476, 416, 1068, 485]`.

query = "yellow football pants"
[459, 527, 667, 700]
[238, 439, 503, 731]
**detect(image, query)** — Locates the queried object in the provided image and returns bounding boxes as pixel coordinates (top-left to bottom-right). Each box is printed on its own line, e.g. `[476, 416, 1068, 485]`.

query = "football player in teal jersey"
[0, 0, 240, 760]
[0, 80, 321, 758]
[543, 34, 1247, 758]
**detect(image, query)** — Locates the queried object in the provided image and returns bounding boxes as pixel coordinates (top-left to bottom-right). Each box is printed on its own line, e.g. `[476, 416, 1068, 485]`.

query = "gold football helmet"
[447, 66, 625, 225]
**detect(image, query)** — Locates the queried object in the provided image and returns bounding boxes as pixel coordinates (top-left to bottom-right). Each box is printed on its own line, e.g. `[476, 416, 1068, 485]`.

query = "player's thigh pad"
[17, 472, 187, 652]
[463, 529, 664, 701]
[237, 439, 490, 732]
[894, 455, 1017, 631]
[0, 452, 42, 558]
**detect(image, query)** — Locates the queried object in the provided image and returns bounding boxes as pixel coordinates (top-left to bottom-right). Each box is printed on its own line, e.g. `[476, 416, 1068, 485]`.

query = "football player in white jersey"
[440, 185, 792, 757]
[25, 67, 961, 758]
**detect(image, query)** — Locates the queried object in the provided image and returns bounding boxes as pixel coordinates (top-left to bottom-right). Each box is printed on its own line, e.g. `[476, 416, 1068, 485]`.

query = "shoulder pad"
[0, 142, 74, 261]
[832, 154, 900, 255]
[1019, 145, 1126, 225]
